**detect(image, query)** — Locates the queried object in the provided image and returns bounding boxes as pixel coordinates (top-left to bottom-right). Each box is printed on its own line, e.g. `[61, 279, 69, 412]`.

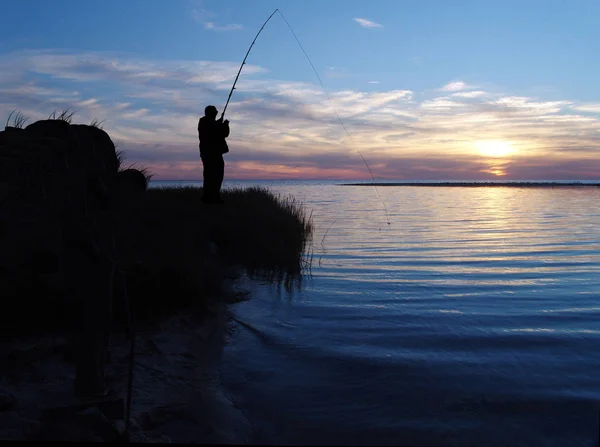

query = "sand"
[0, 277, 255, 443]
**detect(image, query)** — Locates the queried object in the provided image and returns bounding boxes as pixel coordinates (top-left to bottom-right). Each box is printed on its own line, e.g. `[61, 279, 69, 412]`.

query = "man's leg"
[201, 155, 215, 202]
[201, 156, 211, 201]
[215, 155, 225, 201]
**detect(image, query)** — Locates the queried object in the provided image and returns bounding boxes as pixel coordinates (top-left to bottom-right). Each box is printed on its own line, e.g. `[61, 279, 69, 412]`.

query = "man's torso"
[198, 117, 229, 156]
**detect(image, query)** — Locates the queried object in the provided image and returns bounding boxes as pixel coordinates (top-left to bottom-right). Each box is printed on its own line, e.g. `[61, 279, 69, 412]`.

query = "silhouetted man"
[198, 105, 229, 204]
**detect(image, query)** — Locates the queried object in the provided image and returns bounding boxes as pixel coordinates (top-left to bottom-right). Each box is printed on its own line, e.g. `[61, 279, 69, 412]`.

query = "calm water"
[154, 180, 600, 446]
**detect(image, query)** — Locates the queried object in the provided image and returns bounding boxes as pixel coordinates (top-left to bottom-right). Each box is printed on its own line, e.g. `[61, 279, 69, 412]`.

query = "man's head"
[204, 105, 218, 120]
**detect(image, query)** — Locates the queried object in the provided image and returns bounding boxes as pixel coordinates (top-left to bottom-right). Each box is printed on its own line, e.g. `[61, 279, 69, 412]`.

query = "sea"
[150, 179, 600, 447]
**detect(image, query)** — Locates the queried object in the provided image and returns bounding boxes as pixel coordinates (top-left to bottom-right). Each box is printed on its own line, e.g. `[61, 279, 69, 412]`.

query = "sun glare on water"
[475, 141, 513, 157]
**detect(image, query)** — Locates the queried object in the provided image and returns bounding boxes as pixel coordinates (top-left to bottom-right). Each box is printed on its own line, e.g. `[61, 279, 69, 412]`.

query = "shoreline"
[340, 182, 600, 187]
[1, 118, 313, 443]
[0, 276, 255, 443]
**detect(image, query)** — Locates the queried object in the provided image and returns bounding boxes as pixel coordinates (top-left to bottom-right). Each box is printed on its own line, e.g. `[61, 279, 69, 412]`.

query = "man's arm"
[223, 120, 230, 138]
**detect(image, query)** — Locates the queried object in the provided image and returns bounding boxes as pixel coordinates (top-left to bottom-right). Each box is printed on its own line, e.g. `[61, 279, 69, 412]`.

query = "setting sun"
[475, 141, 514, 158]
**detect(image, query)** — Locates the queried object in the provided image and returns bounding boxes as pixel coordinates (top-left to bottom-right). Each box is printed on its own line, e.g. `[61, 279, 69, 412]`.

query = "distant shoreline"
[340, 182, 600, 187]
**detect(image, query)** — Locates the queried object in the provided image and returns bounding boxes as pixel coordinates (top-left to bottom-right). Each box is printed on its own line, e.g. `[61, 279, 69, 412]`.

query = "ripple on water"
[216, 183, 600, 446]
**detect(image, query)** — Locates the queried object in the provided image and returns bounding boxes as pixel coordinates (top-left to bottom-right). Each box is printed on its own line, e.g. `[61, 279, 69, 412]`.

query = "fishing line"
[276, 10, 391, 227]
[221, 8, 392, 227]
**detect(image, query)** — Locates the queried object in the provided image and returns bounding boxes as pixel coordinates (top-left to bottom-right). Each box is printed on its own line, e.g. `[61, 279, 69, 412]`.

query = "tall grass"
[112, 185, 313, 328]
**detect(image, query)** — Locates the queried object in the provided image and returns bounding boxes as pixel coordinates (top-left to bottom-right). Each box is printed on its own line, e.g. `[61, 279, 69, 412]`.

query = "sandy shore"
[0, 277, 254, 443]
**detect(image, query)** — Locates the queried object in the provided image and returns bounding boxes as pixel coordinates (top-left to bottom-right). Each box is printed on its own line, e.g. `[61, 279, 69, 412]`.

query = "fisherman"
[198, 105, 230, 204]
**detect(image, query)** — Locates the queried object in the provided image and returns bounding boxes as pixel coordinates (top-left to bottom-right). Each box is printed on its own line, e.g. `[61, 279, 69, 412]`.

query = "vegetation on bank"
[3, 185, 313, 339]
[0, 110, 313, 339]
[114, 185, 314, 328]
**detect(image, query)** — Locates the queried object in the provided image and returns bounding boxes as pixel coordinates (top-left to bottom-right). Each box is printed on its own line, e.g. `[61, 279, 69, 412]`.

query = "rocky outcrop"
[0, 117, 149, 337]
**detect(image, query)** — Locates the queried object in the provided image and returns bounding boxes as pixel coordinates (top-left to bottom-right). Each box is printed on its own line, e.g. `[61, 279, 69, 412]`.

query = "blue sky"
[1, 0, 599, 179]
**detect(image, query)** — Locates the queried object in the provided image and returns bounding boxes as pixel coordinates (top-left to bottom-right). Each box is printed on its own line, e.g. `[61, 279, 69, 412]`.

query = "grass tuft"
[5, 110, 29, 129]
[90, 118, 105, 129]
[115, 148, 154, 185]
[49, 109, 75, 123]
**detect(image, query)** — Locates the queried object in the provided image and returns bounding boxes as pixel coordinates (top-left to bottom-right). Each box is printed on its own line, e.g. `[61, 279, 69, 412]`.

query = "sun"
[475, 140, 513, 157]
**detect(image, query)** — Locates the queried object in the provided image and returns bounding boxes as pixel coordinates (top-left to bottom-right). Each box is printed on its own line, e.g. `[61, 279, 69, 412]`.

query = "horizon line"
[150, 178, 600, 182]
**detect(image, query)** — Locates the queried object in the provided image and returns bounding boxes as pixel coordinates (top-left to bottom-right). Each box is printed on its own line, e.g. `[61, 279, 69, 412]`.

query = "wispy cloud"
[325, 66, 349, 79]
[572, 104, 600, 113]
[452, 90, 487, 98]
[1, 49, 599, 180]
[353, 18, 383, 29]
[191, 0, 243, 31]
[368, 81, 380, 84]
[204, 22, 243, 31]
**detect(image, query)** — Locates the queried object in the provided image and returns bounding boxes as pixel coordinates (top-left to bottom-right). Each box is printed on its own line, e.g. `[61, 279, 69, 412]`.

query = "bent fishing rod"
[220, 8, 279, 120]
[220, 9, 391, 226]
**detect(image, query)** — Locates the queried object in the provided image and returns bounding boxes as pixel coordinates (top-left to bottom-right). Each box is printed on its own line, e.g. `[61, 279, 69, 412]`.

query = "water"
[153, 180, 600, 446]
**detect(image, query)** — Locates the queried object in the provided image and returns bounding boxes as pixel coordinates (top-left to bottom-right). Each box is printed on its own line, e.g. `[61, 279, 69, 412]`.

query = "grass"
[0, 185, 313, 338]
[116, 185, 314, 327]
[48, 109, 75, 123]
[6, 108, 104, 130]
[5, 110, 29, 129]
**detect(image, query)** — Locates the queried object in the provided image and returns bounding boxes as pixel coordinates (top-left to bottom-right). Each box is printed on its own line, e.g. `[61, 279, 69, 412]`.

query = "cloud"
[113, 102, 132, 110]
[0, 50, 266, 87]
[204, 22, 243, 31]
[121, 108, 150, 120]
[410, 56, 422, 67]
[368, 81, 380, 84]
[421, 97, 465, 111]
[353, 18, 383, 29]
[191, 0, 242, 31]
[439, 81, 470, 92]
[1, 49, 599, 180]
[76, 98, 98, 107]
[572, 104, 600, 113]
[451, 90, 486, 99]
[325, 66, 348, 79]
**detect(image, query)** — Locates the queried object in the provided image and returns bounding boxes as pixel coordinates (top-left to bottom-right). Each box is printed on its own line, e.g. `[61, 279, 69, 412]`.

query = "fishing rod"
[221, 9, 391, 226]
[221, 8, 279, 120]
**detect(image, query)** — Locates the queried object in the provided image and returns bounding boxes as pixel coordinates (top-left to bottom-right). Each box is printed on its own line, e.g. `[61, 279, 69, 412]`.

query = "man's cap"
[205, 105, 218, 115]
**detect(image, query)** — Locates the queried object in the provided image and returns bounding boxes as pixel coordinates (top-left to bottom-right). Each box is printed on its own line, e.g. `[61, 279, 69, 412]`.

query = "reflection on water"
[154, 181, 600, 446]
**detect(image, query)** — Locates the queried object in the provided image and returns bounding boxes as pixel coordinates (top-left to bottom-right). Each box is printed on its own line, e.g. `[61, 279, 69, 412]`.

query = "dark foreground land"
[0, 113, 313, 338]
[342, 182, 600, 187]
[0, 115, 313, 442]
[3, 184, 313, 338]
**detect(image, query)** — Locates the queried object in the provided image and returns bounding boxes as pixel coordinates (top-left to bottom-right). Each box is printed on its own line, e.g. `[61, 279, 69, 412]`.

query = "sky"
[1, 0, 599, 180]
